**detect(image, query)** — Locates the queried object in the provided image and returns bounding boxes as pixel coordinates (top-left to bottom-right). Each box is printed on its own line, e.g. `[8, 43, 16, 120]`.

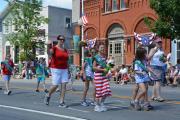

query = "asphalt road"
[0, 79, 180, 120]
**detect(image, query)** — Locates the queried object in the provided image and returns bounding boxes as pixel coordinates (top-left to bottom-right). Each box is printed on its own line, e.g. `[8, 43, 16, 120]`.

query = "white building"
[0, 5, 73, 64]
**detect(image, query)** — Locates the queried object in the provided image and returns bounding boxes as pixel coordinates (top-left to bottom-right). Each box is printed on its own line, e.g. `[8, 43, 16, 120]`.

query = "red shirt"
[1, 59, 14, 75]
[50, 46, 69, 69]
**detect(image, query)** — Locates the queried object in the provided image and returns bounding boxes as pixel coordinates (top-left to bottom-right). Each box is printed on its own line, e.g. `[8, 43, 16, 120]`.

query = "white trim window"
[112, 0, 117, 11]
[105, 0, 110, 12]
[4, 21, 9, 34]
[120, 0, 126, 9]
[65, 17, 71, 28]
[177, 40, 180, 60]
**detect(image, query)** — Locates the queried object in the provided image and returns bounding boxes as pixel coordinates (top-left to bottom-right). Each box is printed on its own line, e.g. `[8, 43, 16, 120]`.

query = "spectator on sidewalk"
[119, 64, 129, 85]
[172, 59, 180, 87]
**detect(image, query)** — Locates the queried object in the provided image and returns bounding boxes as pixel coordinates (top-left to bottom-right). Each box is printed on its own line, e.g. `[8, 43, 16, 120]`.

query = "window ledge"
[102, 8, 129, 16]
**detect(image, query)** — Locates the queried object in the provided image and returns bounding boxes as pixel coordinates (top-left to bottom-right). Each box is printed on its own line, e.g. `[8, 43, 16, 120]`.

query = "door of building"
[108, 40, 124, 66]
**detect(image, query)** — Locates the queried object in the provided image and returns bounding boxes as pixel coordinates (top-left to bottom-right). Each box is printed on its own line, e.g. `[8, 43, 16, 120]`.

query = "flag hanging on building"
[134, 32, 155, 46]
[81, 13, 88, 25]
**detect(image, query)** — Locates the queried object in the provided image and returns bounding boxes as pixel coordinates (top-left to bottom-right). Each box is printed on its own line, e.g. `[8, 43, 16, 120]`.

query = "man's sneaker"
[7, 91, 11, 95]
[59, 102, 68, 108]
[134, 102, 141, 111]
[100, 103, 107, 112]
[44, 95, 50, 105]
[94, 105, 103, 112]
[4, 90, 11, 95]
[130, 101, 135, 108]
[81, 101, 89, 107]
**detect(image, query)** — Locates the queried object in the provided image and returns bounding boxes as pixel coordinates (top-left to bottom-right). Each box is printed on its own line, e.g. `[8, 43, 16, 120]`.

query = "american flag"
[81, 14, 88, 25]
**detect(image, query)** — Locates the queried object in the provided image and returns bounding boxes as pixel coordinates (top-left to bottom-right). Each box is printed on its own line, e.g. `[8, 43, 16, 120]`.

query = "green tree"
[5, 0, 48, 60]
[145, 0, 180, 39]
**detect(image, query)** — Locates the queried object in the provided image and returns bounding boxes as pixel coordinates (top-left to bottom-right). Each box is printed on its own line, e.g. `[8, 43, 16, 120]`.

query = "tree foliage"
[146, 0, 180, 39]
[5, 0, 48, 60]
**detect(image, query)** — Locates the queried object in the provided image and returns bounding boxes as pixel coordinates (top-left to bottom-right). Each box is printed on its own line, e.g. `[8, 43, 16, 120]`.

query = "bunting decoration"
[134, 32, 155, 46]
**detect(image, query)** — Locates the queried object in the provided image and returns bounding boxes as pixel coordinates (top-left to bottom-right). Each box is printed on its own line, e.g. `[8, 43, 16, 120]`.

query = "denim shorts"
[149, 65, 163, 81]
[2, 75, 11, 81]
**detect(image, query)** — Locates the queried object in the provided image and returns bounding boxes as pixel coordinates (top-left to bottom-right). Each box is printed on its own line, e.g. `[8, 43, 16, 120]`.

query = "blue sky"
[0, 0, 72, 13]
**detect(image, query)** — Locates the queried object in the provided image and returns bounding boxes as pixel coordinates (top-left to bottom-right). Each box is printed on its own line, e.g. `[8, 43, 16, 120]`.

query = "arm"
[147, 47, 158, 60]
[49, 48, 54, 58]
[93, 60, 105, 72]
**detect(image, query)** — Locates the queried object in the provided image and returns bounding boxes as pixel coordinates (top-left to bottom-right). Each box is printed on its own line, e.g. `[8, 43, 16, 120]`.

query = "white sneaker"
[101, 104, 107, 111]
[94, 105, 103, 112]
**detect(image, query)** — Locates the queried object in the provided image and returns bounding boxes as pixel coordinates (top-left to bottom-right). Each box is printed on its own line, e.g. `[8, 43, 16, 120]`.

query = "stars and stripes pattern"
[94, 72, 112, 98]
[81, 14, 88, 25]
[134, 32, 155, 46]
[86, 38, 96, 49]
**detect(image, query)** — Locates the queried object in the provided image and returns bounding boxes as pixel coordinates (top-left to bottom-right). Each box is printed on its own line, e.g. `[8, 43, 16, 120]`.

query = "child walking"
[35, 58, 48, 93]
[130, 47, 155, 111]
[81, 50, 95, 106]
[93, 44, 112, 112]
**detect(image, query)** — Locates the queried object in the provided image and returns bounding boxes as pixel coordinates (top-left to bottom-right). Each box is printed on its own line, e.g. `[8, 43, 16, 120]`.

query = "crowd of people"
[0, 34, 180, 112]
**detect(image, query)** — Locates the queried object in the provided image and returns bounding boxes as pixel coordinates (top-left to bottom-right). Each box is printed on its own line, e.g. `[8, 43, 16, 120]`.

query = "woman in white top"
[119, 64, 129, 85]
[148, 37, 166, 102]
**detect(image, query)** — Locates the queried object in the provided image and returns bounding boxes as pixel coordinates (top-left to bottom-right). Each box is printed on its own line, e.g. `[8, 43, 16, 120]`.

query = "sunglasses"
[58, 39, 65, 41]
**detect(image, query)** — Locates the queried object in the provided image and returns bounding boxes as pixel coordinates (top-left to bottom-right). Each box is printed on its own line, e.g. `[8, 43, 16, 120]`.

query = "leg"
[134, 83, 147, 110]
[152, 81, 157, 99]
[43, 80, 48, 92]
[60, 83, 67, 104]
[154, 81, 165, 102]
[82, 80, 90, 101]
[36, 80, 40, 92]
[135, 83, 147, 101]
[131, 84, 139, 103]
[47, 85, 58, 97]
[91, 80, 96, 103]
[173, 76, 177, 85]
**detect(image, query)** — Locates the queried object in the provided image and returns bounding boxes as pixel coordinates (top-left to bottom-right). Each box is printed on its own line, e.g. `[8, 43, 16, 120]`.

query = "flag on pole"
[81, 13, 88, 25]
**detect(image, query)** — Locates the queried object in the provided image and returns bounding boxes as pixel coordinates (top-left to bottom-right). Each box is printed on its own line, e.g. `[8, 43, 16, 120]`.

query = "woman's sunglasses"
[58, 39, 65, 41]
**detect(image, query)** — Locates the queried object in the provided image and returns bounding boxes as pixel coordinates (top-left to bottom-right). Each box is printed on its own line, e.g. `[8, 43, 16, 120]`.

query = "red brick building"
[74, 0, 170, 66]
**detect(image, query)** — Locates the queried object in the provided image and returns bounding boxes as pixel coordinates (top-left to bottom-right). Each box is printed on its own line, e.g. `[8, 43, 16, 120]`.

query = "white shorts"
[51, 68, 69, 85]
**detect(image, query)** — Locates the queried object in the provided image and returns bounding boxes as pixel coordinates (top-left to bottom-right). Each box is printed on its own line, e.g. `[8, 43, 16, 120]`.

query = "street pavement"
[0, 78, 180, 120]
